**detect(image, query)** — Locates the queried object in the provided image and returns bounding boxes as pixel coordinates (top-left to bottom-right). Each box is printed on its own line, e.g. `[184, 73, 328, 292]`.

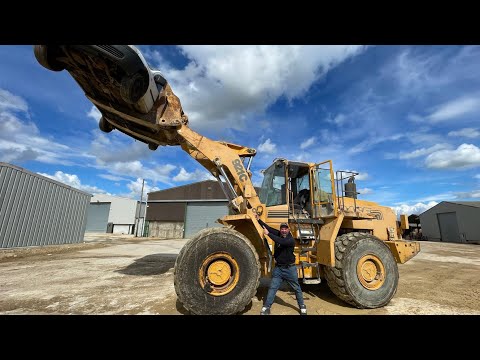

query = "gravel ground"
[1, 234, 479, 315]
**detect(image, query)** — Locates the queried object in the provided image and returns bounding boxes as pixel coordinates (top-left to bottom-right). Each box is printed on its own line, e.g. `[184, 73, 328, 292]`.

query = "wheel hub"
[207, 260, 231, 286]
[199, 252, 239, 296]
[357, 254, 385, 290]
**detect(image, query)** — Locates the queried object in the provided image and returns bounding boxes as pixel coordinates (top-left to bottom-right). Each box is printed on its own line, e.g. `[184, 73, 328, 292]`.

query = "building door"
[184, 202, 229, 238]
[85, 202, 111, 232]
[437, 212, 460, 243]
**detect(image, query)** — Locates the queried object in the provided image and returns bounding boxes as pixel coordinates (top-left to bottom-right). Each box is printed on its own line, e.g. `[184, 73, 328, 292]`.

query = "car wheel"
[33, 45, 65, 72]
[99, 117, 113, 133]
[120, 72, 148, 104]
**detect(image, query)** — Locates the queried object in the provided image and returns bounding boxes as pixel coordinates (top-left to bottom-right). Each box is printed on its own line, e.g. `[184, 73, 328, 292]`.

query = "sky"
[1, 45, 480, 216]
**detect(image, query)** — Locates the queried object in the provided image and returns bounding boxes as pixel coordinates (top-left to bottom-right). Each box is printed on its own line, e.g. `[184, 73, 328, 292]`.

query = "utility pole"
[141, 193, 148, 237]
[136, 179, 145, 237]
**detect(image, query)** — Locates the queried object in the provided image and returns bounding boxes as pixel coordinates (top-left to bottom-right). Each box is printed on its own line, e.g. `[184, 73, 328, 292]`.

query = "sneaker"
[260, 306, 270, 315]
[300, 305, 307, 315]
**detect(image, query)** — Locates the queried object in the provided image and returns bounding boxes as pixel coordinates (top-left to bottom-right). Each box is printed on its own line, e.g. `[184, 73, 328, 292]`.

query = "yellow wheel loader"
[34, 45, 420, 315]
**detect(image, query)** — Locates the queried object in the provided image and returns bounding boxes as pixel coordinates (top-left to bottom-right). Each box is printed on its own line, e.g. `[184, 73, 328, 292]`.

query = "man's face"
[280, 227, 289, 237]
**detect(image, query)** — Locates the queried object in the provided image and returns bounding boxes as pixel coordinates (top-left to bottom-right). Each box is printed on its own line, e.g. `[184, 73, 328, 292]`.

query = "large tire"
[99, 116, 113, 133]
[33, 45, 65, 72]
[120, 72, 148, 104]
[324, 232, 399, 308]
[174, 227, 260, 315]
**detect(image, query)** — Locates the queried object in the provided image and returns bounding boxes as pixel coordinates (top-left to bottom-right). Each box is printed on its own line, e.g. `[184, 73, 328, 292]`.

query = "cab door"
[311, 160, 337, 218]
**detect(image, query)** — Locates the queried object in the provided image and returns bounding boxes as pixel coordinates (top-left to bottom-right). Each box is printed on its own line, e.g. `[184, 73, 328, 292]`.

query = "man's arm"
[257, 219, 280, 236]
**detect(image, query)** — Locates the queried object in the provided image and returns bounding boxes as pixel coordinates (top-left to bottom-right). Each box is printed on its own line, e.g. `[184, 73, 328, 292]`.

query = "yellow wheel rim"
[199, 253, 240, 296]
[357, 254, 385, 290]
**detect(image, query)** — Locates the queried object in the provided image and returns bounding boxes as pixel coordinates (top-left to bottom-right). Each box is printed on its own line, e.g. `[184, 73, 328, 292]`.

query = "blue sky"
[1, 45, 480, 216]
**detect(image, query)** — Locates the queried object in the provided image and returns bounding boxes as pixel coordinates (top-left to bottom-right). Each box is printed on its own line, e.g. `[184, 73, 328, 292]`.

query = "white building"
[86, 194, 144, 235]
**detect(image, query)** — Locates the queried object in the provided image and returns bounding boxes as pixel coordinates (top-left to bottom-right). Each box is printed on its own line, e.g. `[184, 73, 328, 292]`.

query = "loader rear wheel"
[33, 45, 65, 72]
[174, 227, 260, 315]
[324, 232, 399, 308]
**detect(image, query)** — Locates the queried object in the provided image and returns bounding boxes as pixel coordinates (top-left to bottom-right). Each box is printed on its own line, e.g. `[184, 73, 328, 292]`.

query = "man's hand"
[263, 226, 269, 236]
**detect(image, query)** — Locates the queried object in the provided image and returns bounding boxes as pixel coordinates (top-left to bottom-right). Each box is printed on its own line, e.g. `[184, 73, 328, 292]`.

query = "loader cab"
[258, 159, 336, 219]
[258, 160, 287, 207]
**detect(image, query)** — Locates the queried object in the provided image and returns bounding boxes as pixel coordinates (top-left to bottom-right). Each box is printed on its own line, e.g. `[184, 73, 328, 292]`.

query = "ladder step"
[303, 278, 321, 285]
[300, 247, 317, 253]
[300, 261, 318, 267]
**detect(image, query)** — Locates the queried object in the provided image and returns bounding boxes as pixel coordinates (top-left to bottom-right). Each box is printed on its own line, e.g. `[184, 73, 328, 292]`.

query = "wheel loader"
[33, 45, 421, 315]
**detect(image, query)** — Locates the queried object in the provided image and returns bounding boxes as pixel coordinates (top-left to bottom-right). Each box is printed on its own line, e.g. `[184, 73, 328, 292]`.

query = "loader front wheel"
[324, 232, 399, 308]
[174, 227, 260, 315]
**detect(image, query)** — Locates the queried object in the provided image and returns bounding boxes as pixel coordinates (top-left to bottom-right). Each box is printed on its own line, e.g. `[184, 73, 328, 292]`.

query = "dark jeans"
[264, 265, 305, 308]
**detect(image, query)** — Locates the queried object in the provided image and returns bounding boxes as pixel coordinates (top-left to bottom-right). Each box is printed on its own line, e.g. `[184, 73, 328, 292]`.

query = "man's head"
[280, 223, 289, 237]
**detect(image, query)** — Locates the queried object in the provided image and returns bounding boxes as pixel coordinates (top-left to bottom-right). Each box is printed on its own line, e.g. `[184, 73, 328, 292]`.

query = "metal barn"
[0, 162, 91, 248]
[419, 201, 480, 244]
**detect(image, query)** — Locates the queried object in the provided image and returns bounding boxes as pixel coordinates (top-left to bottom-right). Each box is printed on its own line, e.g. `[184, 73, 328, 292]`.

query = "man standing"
[256, 214, 307, 315]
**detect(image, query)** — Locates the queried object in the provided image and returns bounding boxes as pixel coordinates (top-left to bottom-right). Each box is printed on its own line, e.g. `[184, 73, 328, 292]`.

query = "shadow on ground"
[301, 282, 352, 307]
[255, 278, 356, 311]
[116, 253, 178, 276]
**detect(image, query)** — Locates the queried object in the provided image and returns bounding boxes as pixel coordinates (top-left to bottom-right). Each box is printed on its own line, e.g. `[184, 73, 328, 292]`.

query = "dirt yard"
[1, 234, 479, 315]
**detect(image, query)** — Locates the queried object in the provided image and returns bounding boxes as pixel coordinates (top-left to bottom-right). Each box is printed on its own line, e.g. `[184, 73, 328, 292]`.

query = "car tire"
[99, 117, 113, 133]
[120, 72, 148, 104]
[33, 45, 65, 72]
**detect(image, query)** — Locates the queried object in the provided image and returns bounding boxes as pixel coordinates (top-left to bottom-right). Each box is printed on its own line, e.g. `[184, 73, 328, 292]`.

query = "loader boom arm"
[118, 82, 264, 216]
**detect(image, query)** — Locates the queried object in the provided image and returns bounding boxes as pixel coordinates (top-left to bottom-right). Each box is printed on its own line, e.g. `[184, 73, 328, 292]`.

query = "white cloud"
[0, 88, 28, 113]
[98, 174, 130, 182]
[358, 187, 373, 195]
[355, 172, 369, 181]
[300, 136, 316, 150]
[427, 97, 480, 123]
[90, 132, 153, 163]
[455, 190, 480, 199]
[258, 138, 277, 154]
[383, 48, 480, 97]
[425, 144, 480, 169]
[413, 193, 454, 203]
[38, 171, 106, 194]
[475, 174, 480, 180]
[0, 97, 73, 165]
[332, 114, 346, 125]
[326, 113, 347, 126]
[105, 160, 177, 185]
[448, 128, 480, 138]
[392, 201, 438, 216]
[158, 45, 364, 130]
[399, 143, 451, 160]
[342, 170, 369, 181]
[173, 167, 215, 182]
[407, 113, 424, 123]
[87, 106, 102, 122]
[124, 178, 160, 199]
[348, 134, 405, 154]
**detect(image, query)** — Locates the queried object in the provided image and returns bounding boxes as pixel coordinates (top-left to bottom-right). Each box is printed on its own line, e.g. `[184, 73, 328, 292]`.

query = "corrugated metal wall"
[0, 163, 91, 248]
[420, 201, 480, 243]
